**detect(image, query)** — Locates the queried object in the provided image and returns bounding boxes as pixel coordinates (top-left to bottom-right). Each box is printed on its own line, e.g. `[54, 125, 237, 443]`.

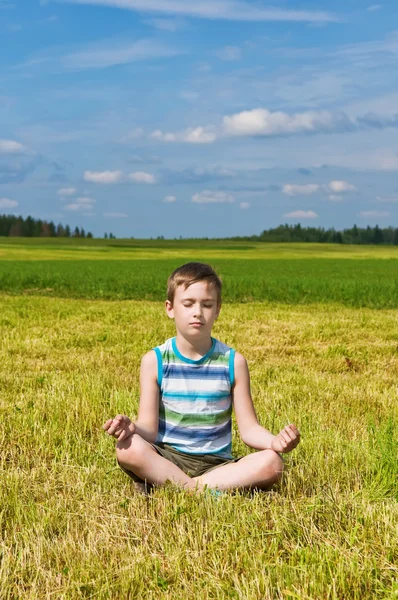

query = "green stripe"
[162, 405, 232, 427]
[166, 350, 229, 366]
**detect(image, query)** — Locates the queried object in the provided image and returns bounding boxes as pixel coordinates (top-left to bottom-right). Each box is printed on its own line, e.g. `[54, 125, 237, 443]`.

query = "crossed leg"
[193, 449, 284, 491]
[116, 434, 283, 492]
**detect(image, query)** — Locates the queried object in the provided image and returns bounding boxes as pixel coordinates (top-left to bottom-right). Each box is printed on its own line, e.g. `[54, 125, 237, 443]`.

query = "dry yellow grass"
[1, 295, 397, 599]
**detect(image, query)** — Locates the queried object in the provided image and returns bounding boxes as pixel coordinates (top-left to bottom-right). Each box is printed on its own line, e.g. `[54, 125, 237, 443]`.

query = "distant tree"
[104, 233, 108, 239]
[373, 225, 384, 245]
[80, 228, 86, 238]
[73, 226, 80, 237]
[56, 223, 65, 237]
[393, 229, 398, 246]
[64, 225, 71, 237]
[86, 231, 93, 238]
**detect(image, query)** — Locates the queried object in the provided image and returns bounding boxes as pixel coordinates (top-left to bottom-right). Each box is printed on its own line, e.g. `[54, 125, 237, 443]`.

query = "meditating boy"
[103, 262, 300, 492]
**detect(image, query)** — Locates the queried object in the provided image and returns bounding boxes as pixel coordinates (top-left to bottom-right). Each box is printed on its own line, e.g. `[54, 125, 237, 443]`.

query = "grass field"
[1, 239, 397, 599]
[1, 239, 398, 308]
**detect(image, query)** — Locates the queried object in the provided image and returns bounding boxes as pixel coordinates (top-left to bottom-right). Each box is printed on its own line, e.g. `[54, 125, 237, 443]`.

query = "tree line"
[1, 214, 398, 244]
[0, 214, 93, 238]
[228, 224, 398, 245]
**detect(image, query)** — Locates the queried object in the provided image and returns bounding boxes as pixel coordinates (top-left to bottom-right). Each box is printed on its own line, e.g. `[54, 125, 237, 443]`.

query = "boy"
[103, 262, 300, 492]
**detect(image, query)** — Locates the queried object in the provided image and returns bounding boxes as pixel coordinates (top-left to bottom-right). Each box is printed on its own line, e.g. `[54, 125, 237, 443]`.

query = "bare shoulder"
[234, 351, 249, 374]
[140, 349, 158, 377]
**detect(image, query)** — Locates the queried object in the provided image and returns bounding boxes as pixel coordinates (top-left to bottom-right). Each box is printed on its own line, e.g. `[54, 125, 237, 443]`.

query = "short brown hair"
[167, 262, 222, 304]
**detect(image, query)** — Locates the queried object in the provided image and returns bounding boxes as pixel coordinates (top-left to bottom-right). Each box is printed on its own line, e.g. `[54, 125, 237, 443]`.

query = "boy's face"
[165, 280, 221, 340]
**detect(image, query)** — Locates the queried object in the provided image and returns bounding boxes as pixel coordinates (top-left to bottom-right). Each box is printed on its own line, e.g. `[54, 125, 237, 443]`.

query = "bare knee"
[259, 449, 284, 485]
[116, 434, 149, 469]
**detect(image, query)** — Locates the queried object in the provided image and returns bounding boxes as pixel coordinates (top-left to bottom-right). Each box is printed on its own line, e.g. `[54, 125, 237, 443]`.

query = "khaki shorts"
[118, 441, 240, 487]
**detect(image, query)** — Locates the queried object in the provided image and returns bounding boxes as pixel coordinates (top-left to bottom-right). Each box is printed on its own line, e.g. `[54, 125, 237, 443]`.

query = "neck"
[175, 333, 213, 360]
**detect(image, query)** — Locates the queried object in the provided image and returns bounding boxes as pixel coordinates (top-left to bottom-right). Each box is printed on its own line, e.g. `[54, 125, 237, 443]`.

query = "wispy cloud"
[0, 139, 28, 154]
[60, 0, 339, 23]
[327, 180, 356, 193]
[57, 187, 76, 196]
[240, 202, 250, 209]
[214, 45, 241, 61]
[284, 210, 318, 219]
[282, 184, 320, 196]
[223, 108, 353, 137]
[367, 4, 383, 11]
[151, 127, 216, 144]
[84, 170, 123, 183]
[192, 190, 235, 204]
[62, 38, 181, 70]
[163, 195, 176, 203]
[64, 196, 96, 213]
[0, 197, 18, 208]
[128, 171, 156, 184]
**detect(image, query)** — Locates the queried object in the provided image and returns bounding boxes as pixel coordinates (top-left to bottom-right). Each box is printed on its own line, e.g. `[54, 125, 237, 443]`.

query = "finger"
[284, 426, 299, 441]
[103, 419, 113, 431]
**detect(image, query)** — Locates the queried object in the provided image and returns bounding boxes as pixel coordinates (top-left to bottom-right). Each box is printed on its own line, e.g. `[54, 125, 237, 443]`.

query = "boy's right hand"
[103, 415, 135, 442]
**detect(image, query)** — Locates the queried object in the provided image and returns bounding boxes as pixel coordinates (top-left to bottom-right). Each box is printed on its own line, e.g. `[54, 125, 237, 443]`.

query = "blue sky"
[1, 0, 398, 238]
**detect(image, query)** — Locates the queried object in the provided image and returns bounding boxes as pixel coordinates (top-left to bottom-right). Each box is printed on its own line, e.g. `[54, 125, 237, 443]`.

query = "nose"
[193, 303, 203, 317]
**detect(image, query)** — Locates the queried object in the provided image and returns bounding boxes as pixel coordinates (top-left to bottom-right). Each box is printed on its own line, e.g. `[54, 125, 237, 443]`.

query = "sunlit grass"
[1, 295, 397, 599]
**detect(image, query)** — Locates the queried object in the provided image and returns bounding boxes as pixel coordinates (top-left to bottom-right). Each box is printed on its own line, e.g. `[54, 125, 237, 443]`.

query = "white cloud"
[57, 187, 76, 196]
[128, 171, 156, 184]
[84, 170, 123, 184]
[151, 126, 216, 144]
[328, 180, 357, 193]
[282, 183, 320, 196]
[284, 210, 318, 219]
[223, 108, 350, 137]
[240, 202, 250, 209]
[359, 210, 390, 217]
[0, 139, 27, 154]
[192, 190, 235, 204]
[0, 197, 18, 208]
[215, 45, 241, 61]
[63, 195, 95, 213]
[376, 195, 398, 203]
[328, 195, 343, 202]
[104, 212, 128, 218]
[367, 4, 382, 11]
[163, 195, 176, 203]
[60, 1, 339, 23]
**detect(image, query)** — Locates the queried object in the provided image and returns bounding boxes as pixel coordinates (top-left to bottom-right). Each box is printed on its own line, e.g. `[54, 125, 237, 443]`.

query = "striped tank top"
[153, 337, 235, 457]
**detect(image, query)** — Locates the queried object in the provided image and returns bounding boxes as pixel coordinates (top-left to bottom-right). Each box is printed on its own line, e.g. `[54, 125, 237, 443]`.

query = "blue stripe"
[158, 419, 231, 442]
[229, 348, 235, 386]
[172, 336, 216, 364]
[153, 347, 163, 386]
[171, 442, 233, 457]
[164, 365, 229, 380]
[162, 391, 230, 400]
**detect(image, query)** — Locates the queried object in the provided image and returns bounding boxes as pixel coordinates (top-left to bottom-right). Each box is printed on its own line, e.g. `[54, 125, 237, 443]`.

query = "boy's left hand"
[271, 424, 300, 453]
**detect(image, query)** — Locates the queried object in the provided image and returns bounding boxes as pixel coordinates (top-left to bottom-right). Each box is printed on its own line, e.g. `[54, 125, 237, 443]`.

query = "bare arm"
[103, 350, 159, 443]
[233, 352, 300, 453]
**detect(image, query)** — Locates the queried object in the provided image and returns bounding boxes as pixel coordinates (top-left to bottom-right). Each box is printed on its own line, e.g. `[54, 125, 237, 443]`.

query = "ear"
[165, 300, 174, 319]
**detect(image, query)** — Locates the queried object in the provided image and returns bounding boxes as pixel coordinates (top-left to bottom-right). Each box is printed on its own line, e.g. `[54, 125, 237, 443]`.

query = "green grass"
[1, 238, 398, 308]
[1, 295, 397, 599]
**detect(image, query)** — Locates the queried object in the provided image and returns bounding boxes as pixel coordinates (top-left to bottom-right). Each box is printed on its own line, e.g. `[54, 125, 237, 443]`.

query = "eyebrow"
[181, 297, 216, 302]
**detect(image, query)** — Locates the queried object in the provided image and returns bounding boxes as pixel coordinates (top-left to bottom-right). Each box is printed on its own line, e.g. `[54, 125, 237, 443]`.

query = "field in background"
[1, 239, 397, 599]
[1, 238, 398, 307]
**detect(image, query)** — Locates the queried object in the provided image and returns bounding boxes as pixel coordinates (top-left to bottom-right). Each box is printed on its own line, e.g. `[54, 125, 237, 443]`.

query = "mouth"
[190, 322, 203, 327]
